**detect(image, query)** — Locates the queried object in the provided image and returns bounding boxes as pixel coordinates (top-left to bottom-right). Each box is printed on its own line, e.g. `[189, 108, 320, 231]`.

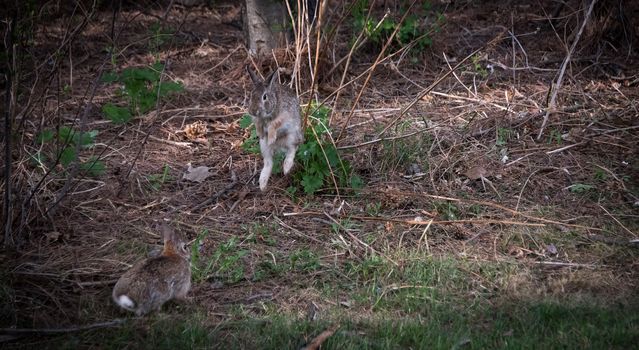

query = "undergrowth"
[101, 62, 183, 124]
[351, 0, 444, 54]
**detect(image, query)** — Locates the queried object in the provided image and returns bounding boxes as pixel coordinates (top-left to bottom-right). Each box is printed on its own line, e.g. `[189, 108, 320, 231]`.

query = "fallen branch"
[537, 0, 598, 139]
[300, 325, 340, 350]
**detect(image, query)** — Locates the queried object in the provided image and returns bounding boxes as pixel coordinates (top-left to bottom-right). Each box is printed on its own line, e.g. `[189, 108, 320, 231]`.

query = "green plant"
[471, 53, 488, 78]
[101, 62, 183, 123]
[434, 201, 459, 220]
[244, 222, 277, 246]
[496, 127, 514, 146]
[569, 183, 595, 193]
[289, 249, 321, 272]
[147, 164, 172, 191]
[548, 128, 562, 145]
[594, 168, 608, 181]
[148, 21, 174, 56]
[351, 0, 441, 54]
[34, 126, 105, 177]
[240, 103, 363, 195]
[191, 233, 248, 284]
[365, 202, 382, 216]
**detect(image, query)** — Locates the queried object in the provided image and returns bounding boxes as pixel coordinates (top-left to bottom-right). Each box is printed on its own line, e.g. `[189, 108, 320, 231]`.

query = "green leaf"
[151, 62, 164, 72]
[301, 173, 323, 194]
[58, 126, 75, 144]
[100, 70, 119, 83]
[350, 174, 364, 190]
[137, 93, 156, 114]
[569, 184, 595, 193]
[59, 147, 76, 167]
[122, 66, 159, 83]
[81, 156, 106, 177]
[37, 129, 55, 144]
[76, 130, 98, 147]
[102, 103, 132, 124]
[157, 81, 184, 96]
[239, 114, 253, 129]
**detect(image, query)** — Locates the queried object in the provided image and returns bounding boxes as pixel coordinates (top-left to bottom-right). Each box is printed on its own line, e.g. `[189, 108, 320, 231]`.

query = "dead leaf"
[182, 163, 213, 183]
[464, 166, 488, 180]
[184, 121, 208, 140]
[45, 231, 61, 241]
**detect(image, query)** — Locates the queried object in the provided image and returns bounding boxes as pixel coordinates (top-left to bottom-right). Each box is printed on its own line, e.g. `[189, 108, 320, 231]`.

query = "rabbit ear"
[246, 65, 260, 84]
[265, 70, 278, 89]
[160, 223, 176, 242]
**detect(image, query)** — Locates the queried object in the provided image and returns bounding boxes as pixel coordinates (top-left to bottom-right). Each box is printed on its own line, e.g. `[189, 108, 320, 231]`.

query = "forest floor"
[2, 1, 638, 349]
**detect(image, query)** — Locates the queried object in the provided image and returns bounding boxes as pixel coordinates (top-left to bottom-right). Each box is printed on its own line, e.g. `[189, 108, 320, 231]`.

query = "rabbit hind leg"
[259, 138, 274, 191]
[283, 144, 297, 175]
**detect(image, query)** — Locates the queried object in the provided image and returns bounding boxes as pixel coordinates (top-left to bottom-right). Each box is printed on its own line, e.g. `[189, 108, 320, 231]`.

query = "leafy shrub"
[101, 62, 183, 123]
[240, 103, 363, 195]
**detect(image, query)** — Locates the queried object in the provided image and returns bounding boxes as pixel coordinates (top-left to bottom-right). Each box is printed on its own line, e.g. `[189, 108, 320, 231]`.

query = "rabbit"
[247, 66, 303, 191]
[112, 224, 191, 316]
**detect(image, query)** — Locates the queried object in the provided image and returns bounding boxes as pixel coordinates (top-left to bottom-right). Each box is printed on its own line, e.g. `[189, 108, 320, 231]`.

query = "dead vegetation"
[1, 0, 638, 347]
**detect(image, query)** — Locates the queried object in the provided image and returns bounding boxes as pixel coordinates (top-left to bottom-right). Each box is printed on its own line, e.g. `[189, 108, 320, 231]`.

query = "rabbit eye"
[262, 93, 267, 101]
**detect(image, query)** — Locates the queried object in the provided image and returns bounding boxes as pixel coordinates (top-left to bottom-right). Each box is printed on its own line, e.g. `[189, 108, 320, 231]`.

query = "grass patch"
[10, 253, 637, 349]
[38, 300, 638, 349]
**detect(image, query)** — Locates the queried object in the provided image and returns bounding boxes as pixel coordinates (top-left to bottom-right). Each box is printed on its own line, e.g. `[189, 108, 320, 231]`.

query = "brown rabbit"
[112, 224, 191, 316]
[247, 66, 303, 191]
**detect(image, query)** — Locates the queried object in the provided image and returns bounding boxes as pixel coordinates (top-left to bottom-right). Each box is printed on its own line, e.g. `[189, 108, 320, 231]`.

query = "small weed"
[434, 200, 460, 220]
[351, 0, 442, 55]
[496, 127, 514, 146]
[101, 62, 183, 123]
[191, 232, 247, 284]
[345, 255, 386, 282]
[469, 204, 483, 217]
[365, 202, 382, 216]
[147, 164, 172, 191]
[471, 53, 488, 78]
[548, 128, 563, 145]
[569, 183, 595, 194]
[253, 259, 284, 282]
[34, 127, 105, 176]
[330, 218, 359, 235]
[244, 222, 277, 246]
[594, 168, 608, 182]
[289, 249, 321, 272]
[148, 21, 174, 56]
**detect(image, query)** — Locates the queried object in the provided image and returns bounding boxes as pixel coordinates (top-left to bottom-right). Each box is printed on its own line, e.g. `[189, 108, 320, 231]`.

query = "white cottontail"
[112, 224, 191, 316]
[247, 66, 303, 191]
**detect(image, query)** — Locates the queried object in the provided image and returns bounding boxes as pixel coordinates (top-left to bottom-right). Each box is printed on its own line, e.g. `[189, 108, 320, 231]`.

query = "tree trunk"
[243, 0, 287, 57]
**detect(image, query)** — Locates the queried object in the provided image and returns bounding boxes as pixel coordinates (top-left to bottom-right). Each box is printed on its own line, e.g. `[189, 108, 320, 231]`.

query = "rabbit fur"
[247, 67, 303, 191]
[112, 224, 191, 316]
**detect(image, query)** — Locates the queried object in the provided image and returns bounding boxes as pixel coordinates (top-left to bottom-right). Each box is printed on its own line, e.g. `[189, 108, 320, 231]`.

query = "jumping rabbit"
[247, 66, 303, 191]
[112, 224, 191, 316]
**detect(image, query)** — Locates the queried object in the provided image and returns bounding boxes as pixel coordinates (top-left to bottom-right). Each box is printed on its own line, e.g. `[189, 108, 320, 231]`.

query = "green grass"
[7, 253, 637, 349]
[36, 300, 638, 350]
